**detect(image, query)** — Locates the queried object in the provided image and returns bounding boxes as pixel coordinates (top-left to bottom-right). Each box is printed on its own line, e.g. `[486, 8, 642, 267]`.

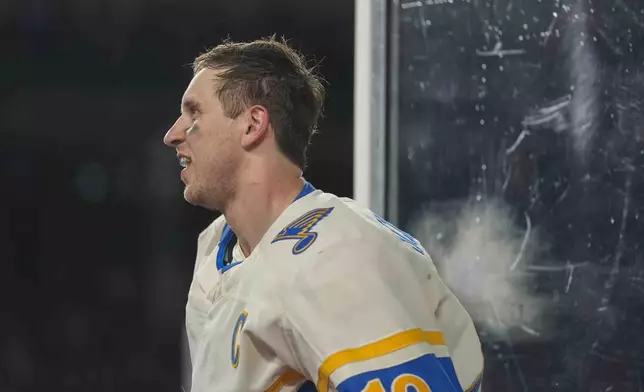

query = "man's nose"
[163, 118, 186, 147]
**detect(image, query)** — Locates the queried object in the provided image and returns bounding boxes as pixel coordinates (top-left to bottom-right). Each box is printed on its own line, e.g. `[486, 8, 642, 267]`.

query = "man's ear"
[241, 104, 270, 149]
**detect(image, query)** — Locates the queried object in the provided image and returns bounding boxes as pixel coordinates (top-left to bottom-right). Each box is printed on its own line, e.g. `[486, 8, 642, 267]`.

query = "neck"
[223, 167, 305, 257]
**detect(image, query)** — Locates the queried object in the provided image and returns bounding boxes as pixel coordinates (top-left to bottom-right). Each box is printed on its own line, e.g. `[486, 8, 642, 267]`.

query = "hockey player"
[163, 36, 484, 392]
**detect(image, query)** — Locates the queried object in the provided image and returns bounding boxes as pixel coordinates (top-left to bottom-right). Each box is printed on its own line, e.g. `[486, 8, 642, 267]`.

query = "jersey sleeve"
[278, 238, 483, 392]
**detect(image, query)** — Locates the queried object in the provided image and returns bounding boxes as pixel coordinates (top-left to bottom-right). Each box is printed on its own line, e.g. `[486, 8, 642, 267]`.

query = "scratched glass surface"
[394, 0, 644, 390]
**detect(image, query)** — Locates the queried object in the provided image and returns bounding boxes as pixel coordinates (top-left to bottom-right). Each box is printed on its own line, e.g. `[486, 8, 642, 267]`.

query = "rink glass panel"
[388, 0, 644, 390]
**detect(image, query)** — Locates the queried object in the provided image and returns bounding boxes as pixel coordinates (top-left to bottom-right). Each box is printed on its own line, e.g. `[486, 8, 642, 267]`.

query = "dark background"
[0, 1, 354, 391]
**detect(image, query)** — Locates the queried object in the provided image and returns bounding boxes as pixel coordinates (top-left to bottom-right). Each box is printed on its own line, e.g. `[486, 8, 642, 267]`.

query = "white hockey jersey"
[185, 182, 484, 392]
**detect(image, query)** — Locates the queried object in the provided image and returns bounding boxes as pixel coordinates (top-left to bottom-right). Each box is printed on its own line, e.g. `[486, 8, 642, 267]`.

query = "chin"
[183, 186, 200, 206]
[183, 185, 222, 211]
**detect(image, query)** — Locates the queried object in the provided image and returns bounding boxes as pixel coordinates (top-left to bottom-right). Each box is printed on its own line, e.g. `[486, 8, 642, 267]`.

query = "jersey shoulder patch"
[271, 207, 334, 254]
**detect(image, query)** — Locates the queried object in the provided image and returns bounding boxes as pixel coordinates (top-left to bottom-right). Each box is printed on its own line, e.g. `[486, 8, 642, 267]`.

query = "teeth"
[179, 157, 191, 168]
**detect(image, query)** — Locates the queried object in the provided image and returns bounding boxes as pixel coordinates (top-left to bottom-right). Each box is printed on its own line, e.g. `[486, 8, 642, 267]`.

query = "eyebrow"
[181, 98, 202, 115]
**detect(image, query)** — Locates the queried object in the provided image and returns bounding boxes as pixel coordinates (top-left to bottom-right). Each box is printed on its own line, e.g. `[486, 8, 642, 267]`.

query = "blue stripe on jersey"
[294, 181, 315, 201]
[216, 224, 236, 271]
[336, 354, 462, 392]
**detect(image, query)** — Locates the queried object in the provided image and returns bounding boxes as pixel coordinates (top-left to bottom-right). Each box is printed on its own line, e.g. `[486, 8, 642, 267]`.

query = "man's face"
[164, 69, 246, 210]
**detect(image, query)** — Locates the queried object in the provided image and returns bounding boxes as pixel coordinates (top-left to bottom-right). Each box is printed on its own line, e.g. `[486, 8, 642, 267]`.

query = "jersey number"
[362, 374, 432, 392]
[375, 215, 425, 255]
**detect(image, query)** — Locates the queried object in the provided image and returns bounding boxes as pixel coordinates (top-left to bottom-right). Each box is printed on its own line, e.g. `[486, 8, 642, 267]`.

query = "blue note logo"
[272, 207, 334, 254]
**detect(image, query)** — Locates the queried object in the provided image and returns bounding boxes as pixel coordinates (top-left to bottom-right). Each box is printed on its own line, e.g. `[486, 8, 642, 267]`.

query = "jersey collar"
[216, 181, 316, 273]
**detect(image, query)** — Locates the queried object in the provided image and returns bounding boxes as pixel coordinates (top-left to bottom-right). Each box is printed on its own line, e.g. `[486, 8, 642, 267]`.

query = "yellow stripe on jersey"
[265, 369, 305, 392]
[317, 328, 447, 392]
